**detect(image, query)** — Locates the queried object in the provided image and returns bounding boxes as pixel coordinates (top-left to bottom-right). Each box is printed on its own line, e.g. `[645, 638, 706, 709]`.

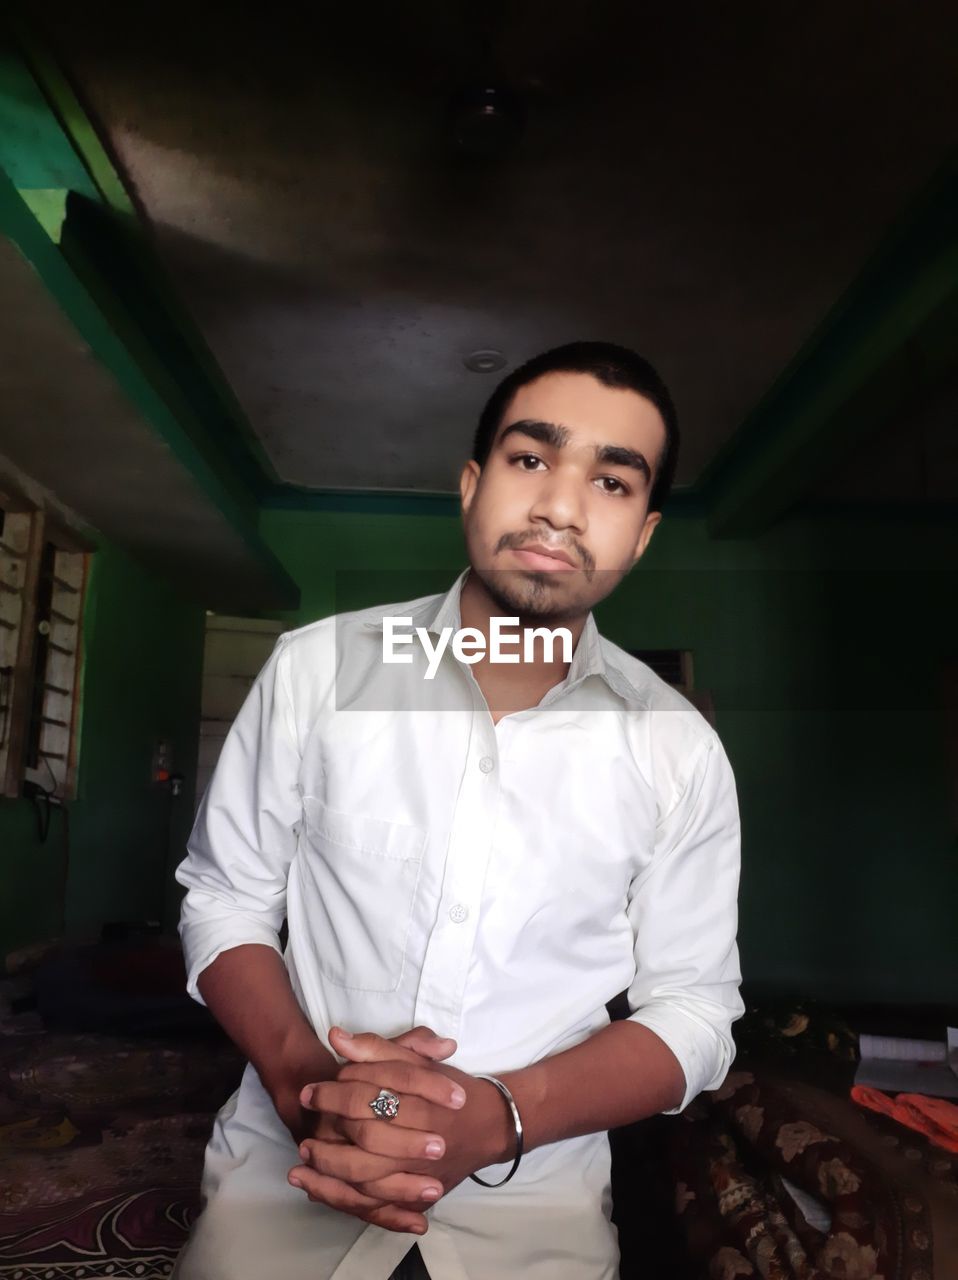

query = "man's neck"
[457, 568, 588, 715]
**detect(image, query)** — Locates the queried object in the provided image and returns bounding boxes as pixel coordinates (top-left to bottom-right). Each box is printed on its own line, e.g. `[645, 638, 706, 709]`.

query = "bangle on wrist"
[470, 1074, 524, 1188]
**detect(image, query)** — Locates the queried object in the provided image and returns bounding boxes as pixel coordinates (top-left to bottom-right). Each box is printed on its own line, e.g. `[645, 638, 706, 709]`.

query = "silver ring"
[369, 1088, 400, 1121]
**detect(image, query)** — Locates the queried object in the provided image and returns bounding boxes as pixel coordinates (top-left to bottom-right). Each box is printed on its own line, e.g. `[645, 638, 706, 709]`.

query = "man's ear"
[459, 460, 481, 516]
[631, 510, 662, 566]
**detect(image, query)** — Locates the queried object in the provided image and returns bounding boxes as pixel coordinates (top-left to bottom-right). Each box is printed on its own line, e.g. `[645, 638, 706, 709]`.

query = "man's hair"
[471, 341, 680, 512]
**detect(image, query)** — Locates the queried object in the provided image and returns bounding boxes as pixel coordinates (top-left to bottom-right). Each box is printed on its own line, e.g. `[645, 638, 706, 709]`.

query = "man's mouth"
[510, 543, 578, 571]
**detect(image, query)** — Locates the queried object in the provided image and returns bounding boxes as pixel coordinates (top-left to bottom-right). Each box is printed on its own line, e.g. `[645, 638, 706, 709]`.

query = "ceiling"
[31, 0, 958, 498]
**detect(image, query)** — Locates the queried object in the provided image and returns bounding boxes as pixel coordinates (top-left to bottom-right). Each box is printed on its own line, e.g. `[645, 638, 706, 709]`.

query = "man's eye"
[513, 454, 544, 471]
[597, 476, 628, 496]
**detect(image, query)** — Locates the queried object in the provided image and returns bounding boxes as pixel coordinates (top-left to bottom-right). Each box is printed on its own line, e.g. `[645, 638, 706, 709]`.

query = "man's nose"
[527, 467, 587, 533]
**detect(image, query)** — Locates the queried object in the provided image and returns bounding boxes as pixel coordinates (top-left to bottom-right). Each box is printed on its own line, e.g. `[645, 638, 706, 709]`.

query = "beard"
[471, 565, 593, 627]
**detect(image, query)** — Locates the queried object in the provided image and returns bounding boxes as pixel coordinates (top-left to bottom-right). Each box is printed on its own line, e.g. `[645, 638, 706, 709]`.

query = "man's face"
[459, 371, 666, 622]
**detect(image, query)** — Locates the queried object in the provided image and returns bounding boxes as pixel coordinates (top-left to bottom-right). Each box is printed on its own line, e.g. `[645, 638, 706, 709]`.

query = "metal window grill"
[24, 542, 86, 797]
[0, 509, 32, 787]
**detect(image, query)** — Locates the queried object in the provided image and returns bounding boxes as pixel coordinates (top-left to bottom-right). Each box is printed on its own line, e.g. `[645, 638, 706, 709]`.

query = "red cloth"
[851, 1084, 958, 1153]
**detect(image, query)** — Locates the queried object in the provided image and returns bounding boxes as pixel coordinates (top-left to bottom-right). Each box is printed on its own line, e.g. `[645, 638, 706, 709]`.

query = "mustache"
[498, 533, 595, 574]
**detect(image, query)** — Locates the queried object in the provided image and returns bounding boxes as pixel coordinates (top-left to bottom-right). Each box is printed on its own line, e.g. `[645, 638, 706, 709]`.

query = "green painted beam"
[19, 186, 67, 240]
[0, 170, 255, 528]
[9, 18, 136, 219]
[260, 483, 706, 519]
[701, 163, 958, 537]
[0, 166, 296, 604]
[0, 33, 96, 196]
[59, 193, 270, 502]
[262, 487, 464, 518]
[8, 18, 280, 487]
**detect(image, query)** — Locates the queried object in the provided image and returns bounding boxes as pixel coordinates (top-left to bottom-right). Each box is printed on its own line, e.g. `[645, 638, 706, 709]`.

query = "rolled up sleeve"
[626, 733, 744, 1113]
[175, 633, 302, 1003]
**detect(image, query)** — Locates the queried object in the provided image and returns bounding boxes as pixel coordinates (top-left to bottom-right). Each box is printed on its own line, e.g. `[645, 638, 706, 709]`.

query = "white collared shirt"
[174, 567, 743, 1280]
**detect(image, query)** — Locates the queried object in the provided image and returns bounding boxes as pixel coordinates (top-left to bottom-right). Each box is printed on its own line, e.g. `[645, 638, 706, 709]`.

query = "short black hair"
[471, 341, 679, 512]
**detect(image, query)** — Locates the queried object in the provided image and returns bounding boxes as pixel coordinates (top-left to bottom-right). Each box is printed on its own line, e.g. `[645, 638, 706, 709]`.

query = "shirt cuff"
[179, 918, 285, 1005]
[626, 1001, 734, 1114]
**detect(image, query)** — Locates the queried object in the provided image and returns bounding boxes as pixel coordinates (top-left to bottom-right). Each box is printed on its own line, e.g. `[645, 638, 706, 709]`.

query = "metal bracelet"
[469, 1074, 524, 1188]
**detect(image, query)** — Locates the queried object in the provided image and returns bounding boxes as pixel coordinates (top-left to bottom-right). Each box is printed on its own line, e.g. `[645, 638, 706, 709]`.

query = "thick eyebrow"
[498, 418, 652, 484]
[498, 419, 571, 450]
[594, 442, 652, 483]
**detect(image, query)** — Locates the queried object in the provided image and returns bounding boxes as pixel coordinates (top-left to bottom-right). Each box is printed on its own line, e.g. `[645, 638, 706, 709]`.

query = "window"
[629, 648, 694, 691]
[0, 502, 89, 801]
[196, 614, 284, 806]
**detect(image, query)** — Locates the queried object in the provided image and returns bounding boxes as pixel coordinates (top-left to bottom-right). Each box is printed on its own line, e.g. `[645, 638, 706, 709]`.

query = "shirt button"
[478, 756, 495, 773]
[449, 903, 469, 924]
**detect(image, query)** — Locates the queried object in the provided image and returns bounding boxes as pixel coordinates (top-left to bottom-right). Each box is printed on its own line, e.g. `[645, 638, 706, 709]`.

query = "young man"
[173, 342, 744, 1280]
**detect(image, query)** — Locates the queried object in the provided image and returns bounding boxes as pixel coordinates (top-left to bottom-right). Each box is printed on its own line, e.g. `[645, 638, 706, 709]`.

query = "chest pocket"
[299, 797, 426, 993]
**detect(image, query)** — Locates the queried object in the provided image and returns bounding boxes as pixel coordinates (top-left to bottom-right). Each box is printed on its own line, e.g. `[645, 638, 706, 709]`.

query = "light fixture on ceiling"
[446, 85, 525, 160]
[463, 349, 507, 373]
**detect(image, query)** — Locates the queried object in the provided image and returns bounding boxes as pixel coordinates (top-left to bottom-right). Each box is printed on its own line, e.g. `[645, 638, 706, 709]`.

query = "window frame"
[0, 494, 92, 802]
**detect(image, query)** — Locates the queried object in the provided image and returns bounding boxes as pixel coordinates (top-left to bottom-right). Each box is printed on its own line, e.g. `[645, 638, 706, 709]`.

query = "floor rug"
[0, 1000, 242, 1279]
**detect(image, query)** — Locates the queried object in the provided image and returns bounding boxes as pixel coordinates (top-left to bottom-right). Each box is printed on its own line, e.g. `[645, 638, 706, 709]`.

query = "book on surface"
[854, 1029, 958, 1097]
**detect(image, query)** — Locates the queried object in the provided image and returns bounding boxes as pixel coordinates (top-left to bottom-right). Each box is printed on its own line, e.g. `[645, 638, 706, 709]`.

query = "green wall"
[257, 508, 466, 626]
[6, 500, 951, 1007]
[0, 539, 205, 956]
[260, 505, 958, 1006]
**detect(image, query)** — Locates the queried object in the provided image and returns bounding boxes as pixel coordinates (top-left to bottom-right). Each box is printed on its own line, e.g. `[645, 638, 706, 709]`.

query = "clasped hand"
[287, 1025, 508, 1235]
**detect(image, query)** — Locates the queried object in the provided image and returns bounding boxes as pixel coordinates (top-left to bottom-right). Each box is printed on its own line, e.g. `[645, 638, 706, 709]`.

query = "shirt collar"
[361, 567, 643, 705]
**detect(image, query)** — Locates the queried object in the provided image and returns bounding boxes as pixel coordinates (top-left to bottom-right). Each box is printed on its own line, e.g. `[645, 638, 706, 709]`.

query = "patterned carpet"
[0, 996, 243, 1279]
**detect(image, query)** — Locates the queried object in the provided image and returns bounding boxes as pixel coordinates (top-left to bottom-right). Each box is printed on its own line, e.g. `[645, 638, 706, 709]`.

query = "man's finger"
[393, 1026, 458, 1061]
[287, 1166, 427, 1234]
[300, 1080, 440, 1138]
[337, 1115, 447, 1162]
[365, 1204, 429, 1236]
[356, 1172, 444, 1205]
[296, 1142, 443, 1204]
[287, 1165, 384, 1213]
[297, 1138, 400, 1186]
[329, 1027, 425, 1065]
[339, 1060, 466, 1110]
